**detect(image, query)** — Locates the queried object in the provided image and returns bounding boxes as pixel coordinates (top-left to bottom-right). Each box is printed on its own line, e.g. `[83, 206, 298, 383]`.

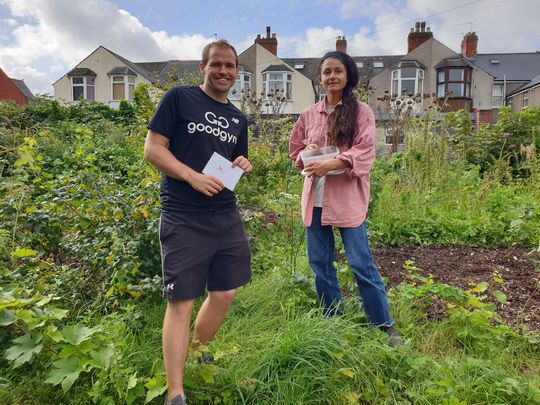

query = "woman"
[289, 51, 402, 346]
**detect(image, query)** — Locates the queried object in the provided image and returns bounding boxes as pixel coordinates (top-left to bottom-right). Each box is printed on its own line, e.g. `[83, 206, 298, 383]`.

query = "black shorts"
[159, 210, 251, 300]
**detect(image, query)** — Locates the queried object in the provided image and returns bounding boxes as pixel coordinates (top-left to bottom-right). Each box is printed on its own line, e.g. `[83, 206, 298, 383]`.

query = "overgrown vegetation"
[0, 96, 539, 404]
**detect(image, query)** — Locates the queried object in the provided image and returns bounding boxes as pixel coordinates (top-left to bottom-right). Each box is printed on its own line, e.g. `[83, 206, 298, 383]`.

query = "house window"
[262, 72, 292, 99]
[492, 84, 504, 107]
[373, 61, 384, 68]
[356, 62, 363, 68]
[71, 76, 95, 101]
[111, 75, 135, 101]
[229, 72, 252, 99]
[523, 92, 528, 107]
[437, 68, 471, 98]
[391, 68, 424, 97]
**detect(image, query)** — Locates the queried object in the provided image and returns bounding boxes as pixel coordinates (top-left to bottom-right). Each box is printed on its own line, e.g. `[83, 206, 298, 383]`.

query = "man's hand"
[232, 155, 253, 173]
[187, 172, 225, 197]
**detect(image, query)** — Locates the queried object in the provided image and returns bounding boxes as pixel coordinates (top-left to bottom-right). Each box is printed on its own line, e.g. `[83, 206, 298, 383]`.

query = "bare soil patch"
[373, 246, 539, 332]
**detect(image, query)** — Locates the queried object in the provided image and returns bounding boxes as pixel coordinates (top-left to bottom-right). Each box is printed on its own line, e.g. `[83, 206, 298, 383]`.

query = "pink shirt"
[289, 98, 376, 228]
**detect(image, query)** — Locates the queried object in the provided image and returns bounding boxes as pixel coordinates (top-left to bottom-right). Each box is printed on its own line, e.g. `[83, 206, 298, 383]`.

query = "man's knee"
[166, 299, 195, 318]
[208, 289, 236, 304]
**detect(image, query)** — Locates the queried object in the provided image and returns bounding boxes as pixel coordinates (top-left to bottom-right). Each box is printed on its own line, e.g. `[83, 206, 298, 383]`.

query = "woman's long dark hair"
[319, 51, 359, 147]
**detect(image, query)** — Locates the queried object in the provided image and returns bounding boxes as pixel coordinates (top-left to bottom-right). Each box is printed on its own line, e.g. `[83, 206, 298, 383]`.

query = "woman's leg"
[340, 222, 393, 327]
[306, 208, 342, 315]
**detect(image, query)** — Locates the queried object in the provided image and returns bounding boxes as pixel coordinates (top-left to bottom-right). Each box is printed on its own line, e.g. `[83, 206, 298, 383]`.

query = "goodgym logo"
[187, 111, 238, 144]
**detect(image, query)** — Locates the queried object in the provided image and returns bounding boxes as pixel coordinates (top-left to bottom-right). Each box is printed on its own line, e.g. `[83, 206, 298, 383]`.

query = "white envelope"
[202, 152, 244, 191]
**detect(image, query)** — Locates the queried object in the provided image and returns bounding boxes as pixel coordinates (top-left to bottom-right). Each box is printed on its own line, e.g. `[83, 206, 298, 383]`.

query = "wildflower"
[503, 132, 510, 139]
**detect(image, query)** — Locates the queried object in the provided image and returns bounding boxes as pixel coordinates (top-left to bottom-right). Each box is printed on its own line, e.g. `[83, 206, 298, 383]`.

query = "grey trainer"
[380, 325, 404, 347]
[164, 395, 187, 405]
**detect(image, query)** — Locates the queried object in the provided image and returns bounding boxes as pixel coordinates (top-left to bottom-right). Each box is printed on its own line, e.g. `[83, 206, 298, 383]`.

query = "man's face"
[200, 47, 239, 97]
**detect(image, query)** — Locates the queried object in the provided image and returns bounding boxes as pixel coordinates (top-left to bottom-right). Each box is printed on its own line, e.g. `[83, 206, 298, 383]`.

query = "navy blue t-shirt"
[148, 86, 248, 213]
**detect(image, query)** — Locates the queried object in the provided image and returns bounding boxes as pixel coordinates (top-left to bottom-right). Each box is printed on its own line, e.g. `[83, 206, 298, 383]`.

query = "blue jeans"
[306, 208, 393, 326]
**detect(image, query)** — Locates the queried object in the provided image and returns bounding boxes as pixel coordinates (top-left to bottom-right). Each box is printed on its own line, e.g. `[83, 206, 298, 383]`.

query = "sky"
[1, 0, 539, 95]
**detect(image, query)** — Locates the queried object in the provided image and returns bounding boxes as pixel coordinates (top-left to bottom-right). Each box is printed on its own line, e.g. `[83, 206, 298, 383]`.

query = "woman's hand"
[305, 143, 319, 151]
[304, 158, 348, 178]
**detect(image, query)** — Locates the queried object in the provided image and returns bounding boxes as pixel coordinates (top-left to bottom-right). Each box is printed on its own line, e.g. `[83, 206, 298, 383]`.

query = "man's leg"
[163, 299, 194, 401]
[193, 289, 236, 348]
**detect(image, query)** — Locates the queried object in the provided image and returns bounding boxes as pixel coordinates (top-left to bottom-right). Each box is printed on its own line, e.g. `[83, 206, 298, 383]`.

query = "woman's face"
[319, 57, 348, 94]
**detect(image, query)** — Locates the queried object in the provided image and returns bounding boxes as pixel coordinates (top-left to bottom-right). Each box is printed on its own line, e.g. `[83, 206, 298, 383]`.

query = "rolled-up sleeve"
[337, 103, 376, 179]
[289, 113, 307, 171]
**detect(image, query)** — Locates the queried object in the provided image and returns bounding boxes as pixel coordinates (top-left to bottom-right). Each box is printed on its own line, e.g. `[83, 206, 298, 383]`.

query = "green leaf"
[88, 344, 114, 369]
[11, 248, 38, 258]
[200, 365, 216, 383]
[338, 368, 355, 378]
[45, 325, 64, 343]
[127, 373, 138, 390]
[5, 333, 43, 368]
[61, 325, 96, 345]
[35, 296, 52, 307]
[14, 149, 35, 168]
[49, 307, 69, 320]
[144, 374, 167, 403]
[126, 383, 145, 404]
[45, 357, 83, 393]
[467, 296, 485, 308]
[492, 290, 507, 303]
[472, 281, 489, 293]
[0, 310, 16, 326]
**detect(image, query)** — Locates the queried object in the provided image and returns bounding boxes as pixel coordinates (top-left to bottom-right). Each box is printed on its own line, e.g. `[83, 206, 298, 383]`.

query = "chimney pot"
[336, 34, 347, 53]
[408, 21, 434, 53]
[461, 31, 478, 58]
[254, 26, 278, 55]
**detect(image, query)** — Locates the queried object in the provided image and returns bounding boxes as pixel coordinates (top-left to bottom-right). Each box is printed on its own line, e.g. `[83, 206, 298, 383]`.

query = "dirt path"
[373, 246, 539, 332]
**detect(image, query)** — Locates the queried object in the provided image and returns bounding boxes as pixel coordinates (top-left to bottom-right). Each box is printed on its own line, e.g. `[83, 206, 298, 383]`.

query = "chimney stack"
[407, 21, 433, 53]
[254, 25, 278, 55]
[461, 32, 478, 58]
[336, 35, 347, 53]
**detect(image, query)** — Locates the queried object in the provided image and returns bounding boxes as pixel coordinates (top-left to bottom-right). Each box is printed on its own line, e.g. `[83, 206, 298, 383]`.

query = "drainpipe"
[503, 74, 507, 106]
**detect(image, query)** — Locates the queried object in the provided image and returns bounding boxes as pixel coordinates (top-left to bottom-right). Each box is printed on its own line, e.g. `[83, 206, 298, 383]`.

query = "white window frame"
[523, 91, 529, 107]
[391, 67, 424, 97]
[110, 75, 136, 101]
[262, 72, 292, 100]
[492, 83, 504, 107]
[71, 76, 95, 102]
[229, 72, 252, 100]
[373, 61, 384, 68]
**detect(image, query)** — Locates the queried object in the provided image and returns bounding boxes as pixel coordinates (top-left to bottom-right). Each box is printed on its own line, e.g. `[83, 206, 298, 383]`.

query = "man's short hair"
[201, 39, 239, 67]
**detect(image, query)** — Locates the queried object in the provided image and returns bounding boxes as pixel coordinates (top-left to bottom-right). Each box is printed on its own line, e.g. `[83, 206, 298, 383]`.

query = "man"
[144, 39, 252, 405]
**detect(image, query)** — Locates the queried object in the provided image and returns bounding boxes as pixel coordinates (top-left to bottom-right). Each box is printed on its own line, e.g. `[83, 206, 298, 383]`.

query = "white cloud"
[336, 0, 404, 19]
[0, 0, 215, 93]
[293, 27, 344, 57]
[1, 0, 538, 95]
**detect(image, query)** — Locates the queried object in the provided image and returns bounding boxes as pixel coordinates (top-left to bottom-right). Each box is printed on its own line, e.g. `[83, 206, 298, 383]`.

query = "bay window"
[229, 71, 252, 99]
[437, 67, 471, 98]
[262, 71, 292, 99]
[390, 61, 424, 97]
[111, 75, 135, 101]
